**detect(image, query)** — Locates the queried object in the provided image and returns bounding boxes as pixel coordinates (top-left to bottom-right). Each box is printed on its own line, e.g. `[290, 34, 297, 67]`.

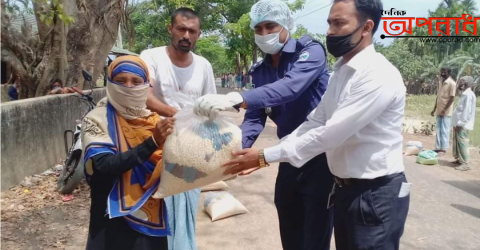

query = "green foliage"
[224, 13, 255, 69]
[446, 45, 480, 82]
[195, 35, 234, 75]
[382, 41, 436, 82]
[127, 0, 228, 53]
[293, 24, 337, 71]
[385, 0, 479, 84]
[287, 0, 306, 12]
[128, 1, 170, 53]
[36, 0, 75, 25]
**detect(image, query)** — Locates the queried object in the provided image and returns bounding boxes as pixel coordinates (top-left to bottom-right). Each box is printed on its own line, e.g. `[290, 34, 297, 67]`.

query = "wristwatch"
[258, 149, 270, 168]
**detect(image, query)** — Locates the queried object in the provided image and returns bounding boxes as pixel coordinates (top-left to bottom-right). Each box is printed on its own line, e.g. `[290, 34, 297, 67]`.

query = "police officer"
[194, 1, 333, 249]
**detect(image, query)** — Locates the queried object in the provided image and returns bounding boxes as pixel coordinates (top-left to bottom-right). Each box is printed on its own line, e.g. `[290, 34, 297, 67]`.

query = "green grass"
[405, 95, 480, 147]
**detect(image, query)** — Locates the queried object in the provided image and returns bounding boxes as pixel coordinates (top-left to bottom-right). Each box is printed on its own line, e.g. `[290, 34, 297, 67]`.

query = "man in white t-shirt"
[139, 7, 216, 250]
[140, 7, 216, 117]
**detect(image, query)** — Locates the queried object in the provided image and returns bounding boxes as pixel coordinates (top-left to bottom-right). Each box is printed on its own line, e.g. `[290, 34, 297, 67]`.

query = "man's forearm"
[146, 90, 177, 117]
[443, 97, 455, 112]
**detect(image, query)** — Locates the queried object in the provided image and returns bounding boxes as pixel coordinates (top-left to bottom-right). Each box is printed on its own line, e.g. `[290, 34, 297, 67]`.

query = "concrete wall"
[1, 88, 106, 189]
[2, 84, 12, 103]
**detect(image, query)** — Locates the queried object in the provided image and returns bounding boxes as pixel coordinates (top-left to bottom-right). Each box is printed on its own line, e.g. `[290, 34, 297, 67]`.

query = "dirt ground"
[403, 133, 480, 180]
[1, 172, 90, 250]
[1, 132, 479, 250]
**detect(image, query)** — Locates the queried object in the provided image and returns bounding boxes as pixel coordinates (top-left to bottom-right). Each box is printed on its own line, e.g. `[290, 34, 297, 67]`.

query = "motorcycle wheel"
[57, 150, 84, 194]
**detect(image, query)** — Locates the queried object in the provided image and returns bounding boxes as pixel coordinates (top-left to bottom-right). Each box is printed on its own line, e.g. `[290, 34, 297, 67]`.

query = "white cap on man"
[249, 0, 296, 32]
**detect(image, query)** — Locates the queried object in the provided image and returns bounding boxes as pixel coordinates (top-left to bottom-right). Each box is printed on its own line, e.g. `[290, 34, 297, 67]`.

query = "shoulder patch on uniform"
[298, 51, 310, 62]
[249, 60, 264, 74]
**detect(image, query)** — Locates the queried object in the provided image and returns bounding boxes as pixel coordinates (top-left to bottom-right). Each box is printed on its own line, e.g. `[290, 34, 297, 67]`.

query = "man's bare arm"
[146, 81, 178, 117]
[431, 97, 438, 117]
[443, 96, 455, 113]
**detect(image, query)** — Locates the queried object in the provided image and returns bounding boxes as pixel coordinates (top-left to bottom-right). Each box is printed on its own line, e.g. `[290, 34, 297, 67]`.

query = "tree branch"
[1, 16, 34, 71]
[32, 0, 52, 41]
[1, 47, 27, 76]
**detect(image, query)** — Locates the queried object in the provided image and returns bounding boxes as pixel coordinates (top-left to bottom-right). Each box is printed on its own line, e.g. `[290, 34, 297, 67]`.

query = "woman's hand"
[152, 118, 175, 146]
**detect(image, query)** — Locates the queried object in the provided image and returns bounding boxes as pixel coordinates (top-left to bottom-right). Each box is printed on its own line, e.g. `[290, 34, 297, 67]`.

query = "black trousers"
[86, 216, 168, 250]
[274, 153, 334, 250]
[334, 172, 410, 250]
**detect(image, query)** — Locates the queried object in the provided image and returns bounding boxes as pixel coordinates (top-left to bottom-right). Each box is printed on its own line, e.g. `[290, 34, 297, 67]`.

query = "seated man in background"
[48, 79, 74, 95]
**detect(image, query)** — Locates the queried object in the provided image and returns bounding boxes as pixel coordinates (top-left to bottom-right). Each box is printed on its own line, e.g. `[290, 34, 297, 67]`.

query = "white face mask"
[254, 27, 287, 55]
[107, 81, 152, 120]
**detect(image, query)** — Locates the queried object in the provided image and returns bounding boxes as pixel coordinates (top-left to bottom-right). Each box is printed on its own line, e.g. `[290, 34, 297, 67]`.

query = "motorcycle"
[57, 70, 96, 194]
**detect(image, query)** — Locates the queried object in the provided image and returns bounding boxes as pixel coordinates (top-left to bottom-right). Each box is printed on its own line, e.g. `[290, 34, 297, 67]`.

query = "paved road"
[196, 87, 480, 250]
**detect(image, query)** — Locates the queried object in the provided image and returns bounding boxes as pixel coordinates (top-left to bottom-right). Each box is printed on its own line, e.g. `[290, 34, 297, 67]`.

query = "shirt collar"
[443, 76, 453, 84]
[282, 37, 297, 53]
[333, 44, 376, 71]
[461, 88, 473, 95]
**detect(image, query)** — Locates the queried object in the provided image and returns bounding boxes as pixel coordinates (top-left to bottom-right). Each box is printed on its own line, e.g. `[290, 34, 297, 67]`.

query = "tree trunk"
[1, 0, 125, 99]
[35, 0, 68, 96]
[252, 45, 258, 64]
[64, 0, 123, 89]
[235, 53, 241, 74]
[241, 53, 248, 73]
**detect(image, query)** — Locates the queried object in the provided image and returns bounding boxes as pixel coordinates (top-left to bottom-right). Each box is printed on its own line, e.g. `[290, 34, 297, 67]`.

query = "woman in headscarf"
[82, 55, 175, 250]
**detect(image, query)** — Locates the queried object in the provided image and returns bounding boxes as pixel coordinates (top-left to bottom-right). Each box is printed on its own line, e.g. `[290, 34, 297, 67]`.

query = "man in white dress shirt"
[194, 0, 410, 249]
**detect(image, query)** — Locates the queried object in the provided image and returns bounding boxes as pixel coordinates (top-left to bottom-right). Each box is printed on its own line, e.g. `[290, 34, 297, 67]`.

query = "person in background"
[8, 82, 19, 101]
[140, 7, 216, 250]
[225, 73, 230, 88]
[202, 0, 411, 249]
[431, 67, 456, 154]
[221, 74, 226, 88]
[248, 73, 252, 89]
[48, 79, 75, 95]
[242, 73, 248, 89]
[228, 73, 234, 89]
[236, 73, 242, 90]
[82, 55, 174, 250]
[194, 1, 332, 249]
[7, 74, 20, 100]
[452, 76, 477, 171]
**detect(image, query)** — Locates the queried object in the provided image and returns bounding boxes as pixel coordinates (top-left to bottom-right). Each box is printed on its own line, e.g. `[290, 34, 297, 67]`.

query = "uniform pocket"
[358, 190, 384, 226]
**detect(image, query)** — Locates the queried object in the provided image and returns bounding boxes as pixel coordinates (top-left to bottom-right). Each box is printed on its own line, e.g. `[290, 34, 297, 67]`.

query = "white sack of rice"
[204, 191, 248, 221]
[153, 116, 242, 199]
[201, 181, 229, 192]
[404, 141, 423, 156]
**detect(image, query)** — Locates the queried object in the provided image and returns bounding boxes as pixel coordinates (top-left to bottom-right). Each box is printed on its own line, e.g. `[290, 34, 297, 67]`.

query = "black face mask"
[326, 24, 365, 58]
